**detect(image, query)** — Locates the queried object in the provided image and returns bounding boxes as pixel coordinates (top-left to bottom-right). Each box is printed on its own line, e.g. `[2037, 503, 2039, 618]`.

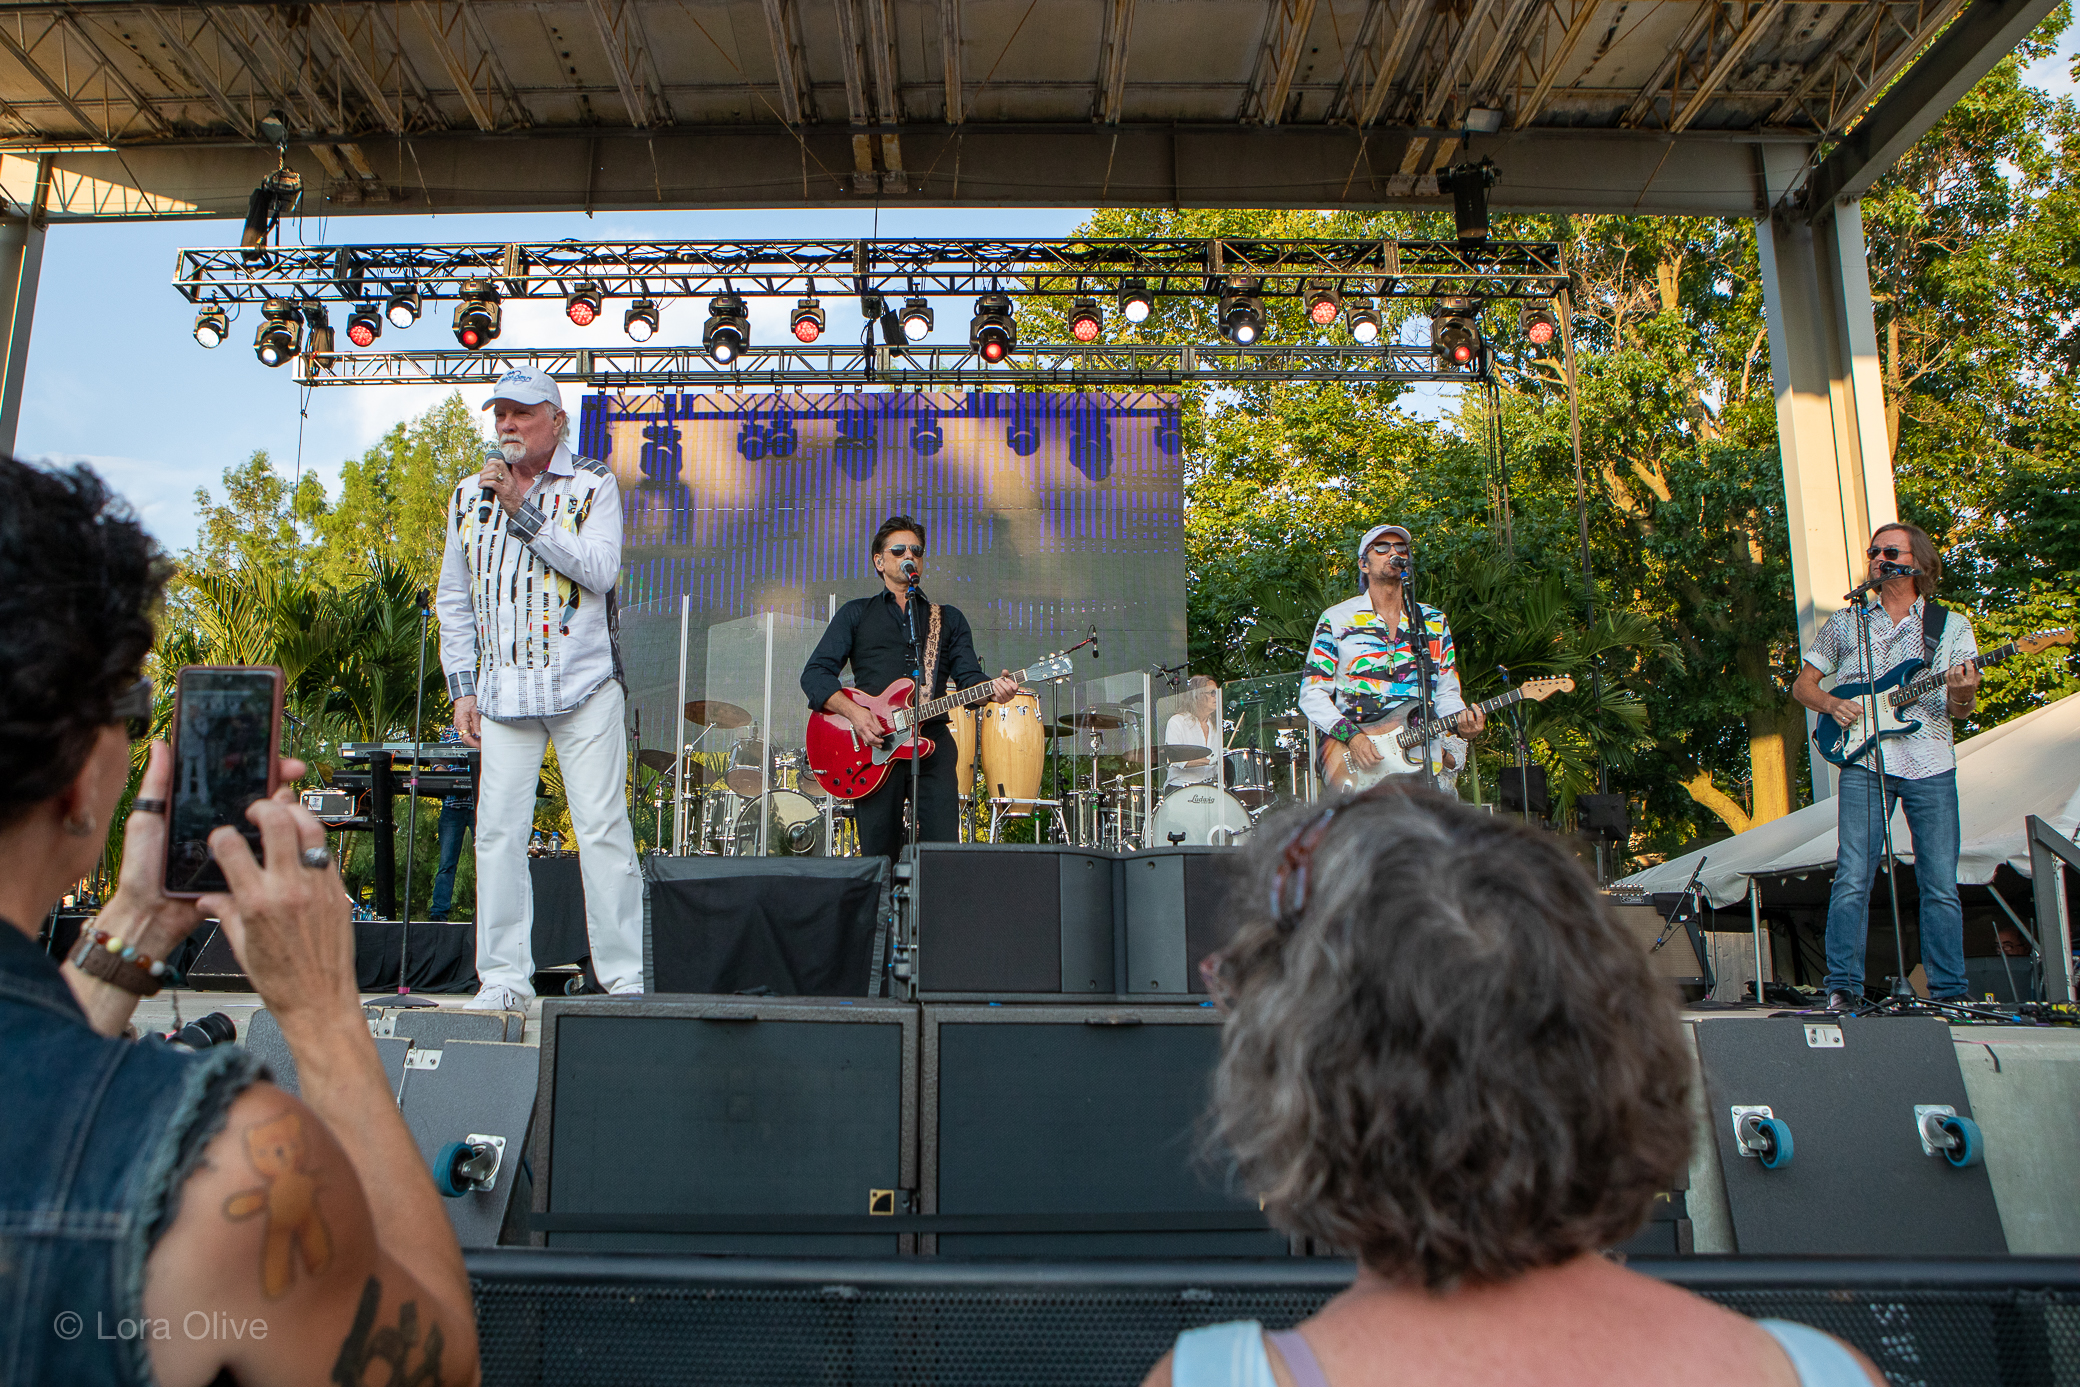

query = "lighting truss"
[289, 342, 1489, 388]
[175, 238, 1566, 309]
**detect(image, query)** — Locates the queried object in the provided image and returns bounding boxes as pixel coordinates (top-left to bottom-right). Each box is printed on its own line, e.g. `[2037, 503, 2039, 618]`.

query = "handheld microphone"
[477, 442, 505, 522]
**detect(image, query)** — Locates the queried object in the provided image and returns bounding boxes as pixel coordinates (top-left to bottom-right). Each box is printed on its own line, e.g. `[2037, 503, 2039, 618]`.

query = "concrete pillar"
[0, 157, 50, 456]
[1755, 155, 1898, 801]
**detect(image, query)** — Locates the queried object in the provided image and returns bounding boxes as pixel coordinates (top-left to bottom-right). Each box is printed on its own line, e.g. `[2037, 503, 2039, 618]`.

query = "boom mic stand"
[393, 588, 436, 1007]
[1496, 664, 1533, 826]
[1399, 558, 1442, 792]
[1845, 564, 1925, 1016]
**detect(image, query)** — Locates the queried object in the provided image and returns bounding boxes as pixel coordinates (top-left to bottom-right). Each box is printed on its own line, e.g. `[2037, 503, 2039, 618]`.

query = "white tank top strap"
[1759, 1319, 1871, 1387]
[1171, 1321, 1279, 1387]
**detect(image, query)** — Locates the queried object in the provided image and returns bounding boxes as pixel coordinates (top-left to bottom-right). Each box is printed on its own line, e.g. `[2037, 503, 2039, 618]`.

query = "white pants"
[475, 681, 644, 995]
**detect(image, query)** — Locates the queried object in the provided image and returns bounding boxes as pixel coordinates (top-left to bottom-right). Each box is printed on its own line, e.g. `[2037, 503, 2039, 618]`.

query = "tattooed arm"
[141, 796, 478, 1386]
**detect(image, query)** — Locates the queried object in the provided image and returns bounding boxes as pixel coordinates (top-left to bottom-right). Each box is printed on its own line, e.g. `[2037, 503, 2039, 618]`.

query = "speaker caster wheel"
[434, 1135, 504, 1196]
[1737, 1112, 1793, 1169]
[1921, 1111, 1983, 1168]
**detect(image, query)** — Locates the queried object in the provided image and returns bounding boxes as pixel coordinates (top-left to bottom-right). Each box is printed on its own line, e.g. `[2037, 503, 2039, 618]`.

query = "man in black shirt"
[802, 516, 1017, 863]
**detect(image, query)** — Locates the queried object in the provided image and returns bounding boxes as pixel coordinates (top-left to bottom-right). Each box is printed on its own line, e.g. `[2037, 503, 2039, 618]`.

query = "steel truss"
[294, 342, 1490, 388]
[179, 237, 1566, 307]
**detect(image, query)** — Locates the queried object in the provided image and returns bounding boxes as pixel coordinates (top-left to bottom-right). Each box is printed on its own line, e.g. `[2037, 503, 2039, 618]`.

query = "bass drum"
[1148, 785, 1254, 848]
[733, 789, 826, 856]
[979, 691, 1045, 813]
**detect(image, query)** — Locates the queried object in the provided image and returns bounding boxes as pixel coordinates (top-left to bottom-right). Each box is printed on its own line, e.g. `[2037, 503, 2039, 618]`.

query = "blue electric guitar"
[1813, 628, 2072, 767]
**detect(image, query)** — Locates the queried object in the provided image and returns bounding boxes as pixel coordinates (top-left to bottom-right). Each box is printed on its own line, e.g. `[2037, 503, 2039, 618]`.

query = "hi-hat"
[636, 748, 678, 773]
[685, 699, 752, 728]
[1063, 704, 1129, 729]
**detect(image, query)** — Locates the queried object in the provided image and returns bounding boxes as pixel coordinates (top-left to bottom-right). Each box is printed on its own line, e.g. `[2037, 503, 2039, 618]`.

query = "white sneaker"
[465, 984, 530, 1012]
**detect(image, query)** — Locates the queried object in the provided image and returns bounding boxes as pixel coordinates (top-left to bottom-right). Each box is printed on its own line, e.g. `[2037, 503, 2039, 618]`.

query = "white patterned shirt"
[436, 444, 625, 721]
[1802, 596, 1977, 779]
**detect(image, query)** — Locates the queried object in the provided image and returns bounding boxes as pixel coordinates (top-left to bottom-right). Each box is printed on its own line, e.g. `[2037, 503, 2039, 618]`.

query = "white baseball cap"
[481, 366, 563, 413]
[1357, 523, 1411, 562]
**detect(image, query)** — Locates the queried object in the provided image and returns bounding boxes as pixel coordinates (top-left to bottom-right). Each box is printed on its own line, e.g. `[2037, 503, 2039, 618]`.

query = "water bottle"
[548, 830, 565, 854]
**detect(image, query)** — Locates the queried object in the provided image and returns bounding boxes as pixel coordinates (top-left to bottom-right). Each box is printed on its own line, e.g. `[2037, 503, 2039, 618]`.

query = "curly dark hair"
[872, 515, 925, 554]
[0, 456, 167, 827]
[1208, 785, 1693, 1290]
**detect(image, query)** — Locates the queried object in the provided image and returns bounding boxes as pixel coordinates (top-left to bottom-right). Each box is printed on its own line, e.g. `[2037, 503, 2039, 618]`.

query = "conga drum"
[979, 691, 1045, 816]
[948, 705, 978, 802]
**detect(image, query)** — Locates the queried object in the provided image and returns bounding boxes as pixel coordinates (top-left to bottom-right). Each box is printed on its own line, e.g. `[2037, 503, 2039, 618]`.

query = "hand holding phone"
[162, 666, 285, 898]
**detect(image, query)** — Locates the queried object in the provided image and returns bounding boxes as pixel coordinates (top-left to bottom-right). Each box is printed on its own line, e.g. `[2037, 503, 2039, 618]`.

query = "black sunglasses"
[883, 544, 924, 558]
[1866, 544, 1907, 560]
[112, 677, 152, 740]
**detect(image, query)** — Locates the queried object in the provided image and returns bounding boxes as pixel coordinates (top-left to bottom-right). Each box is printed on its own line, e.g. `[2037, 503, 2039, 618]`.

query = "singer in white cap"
[1297, 523, 1484, 794]
[435, 366, 644, 1008]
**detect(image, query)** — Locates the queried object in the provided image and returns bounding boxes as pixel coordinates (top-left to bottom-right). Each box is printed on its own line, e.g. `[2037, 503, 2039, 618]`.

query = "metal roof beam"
[583, 0, 658, 128]
[57, 15, 177, 138]
[1618, 0, 1717, 128]
[1799, 0, 2060, 216]
[941, 0, 964, 123]
[1511, 0, 1604, 129]
[1243, 0, 1317, 126]
[759, 0, 812, 126]
[1417, 0, 1501, 125]
[1668, 0, 1785, 134]
[1093, 0, 1134, 125]
[210, 6, 336, 133]
[0, 21, 116, 140]
[139, 6, 252, 137]
[306, 6, 404, 134]
[414, 0, 496, 131]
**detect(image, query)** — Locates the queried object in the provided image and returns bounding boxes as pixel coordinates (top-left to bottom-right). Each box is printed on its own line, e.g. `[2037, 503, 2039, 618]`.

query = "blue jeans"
[1825, 766, 1966, 998]
[430, 803, 474, 919]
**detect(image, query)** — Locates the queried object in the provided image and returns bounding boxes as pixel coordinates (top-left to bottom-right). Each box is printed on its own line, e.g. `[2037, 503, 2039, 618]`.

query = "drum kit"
[636, 691, 1318, 857]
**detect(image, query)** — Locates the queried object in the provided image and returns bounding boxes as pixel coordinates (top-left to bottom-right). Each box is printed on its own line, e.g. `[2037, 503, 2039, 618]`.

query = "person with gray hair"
[1145, 784, 1880, 1387]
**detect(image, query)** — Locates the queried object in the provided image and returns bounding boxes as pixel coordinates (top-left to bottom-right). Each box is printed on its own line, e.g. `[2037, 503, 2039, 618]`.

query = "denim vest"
[0, 921, 261, 1386]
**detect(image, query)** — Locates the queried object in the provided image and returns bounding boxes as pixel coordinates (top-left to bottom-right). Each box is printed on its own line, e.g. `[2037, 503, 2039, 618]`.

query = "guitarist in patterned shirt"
[1791, 521, 1979, 1011]
[1299, 524, 1485, 793]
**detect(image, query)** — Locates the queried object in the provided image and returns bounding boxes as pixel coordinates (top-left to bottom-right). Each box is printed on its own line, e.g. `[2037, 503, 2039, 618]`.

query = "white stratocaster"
[1323, 677, 1575, 795]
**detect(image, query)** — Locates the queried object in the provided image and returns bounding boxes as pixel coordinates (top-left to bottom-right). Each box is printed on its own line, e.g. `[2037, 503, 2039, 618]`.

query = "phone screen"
[165, 668, 279, 895]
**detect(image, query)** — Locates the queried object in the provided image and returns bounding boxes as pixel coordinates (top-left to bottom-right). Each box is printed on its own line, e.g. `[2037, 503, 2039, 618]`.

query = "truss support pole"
[1755, 162, 1896, 803]
[0, 211, 45, 455]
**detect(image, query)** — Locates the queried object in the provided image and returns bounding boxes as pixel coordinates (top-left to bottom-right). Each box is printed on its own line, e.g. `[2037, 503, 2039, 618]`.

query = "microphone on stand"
[477, 441, 507, 523]
[1089, 625, 1100, 662]
[898, 556, 920, 586]
[1495, 663, 1515, 687]
[1844, 562, 1922, 602]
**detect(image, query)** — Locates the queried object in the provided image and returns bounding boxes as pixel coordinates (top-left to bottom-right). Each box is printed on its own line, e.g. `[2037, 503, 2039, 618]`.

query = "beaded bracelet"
[69, 927, 169, 997]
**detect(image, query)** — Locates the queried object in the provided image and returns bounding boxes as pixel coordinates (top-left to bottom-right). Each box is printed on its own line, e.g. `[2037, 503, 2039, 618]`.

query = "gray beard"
[499, 439, 530, 466]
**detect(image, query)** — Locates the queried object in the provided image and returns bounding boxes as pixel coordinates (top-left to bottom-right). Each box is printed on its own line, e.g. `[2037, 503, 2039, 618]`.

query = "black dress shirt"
[801, 587, 989, 725]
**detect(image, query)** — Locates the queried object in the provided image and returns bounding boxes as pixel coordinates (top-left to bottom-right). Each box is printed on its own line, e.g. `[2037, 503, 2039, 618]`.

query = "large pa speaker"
[905, 844, 1113, 997]
[645, 854, 888, 997]
[529, 997, 917, 1256]
[920, 1004, 1289, 1258]
[1120, 847, 1242, 995]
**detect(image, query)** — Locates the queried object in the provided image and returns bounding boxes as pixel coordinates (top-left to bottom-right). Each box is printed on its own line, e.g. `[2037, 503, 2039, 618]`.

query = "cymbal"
[1163, 743, 1213, 762]
[636, 748, 677, 773]
[685, 699, 752, 728]
[1063, 704, 1130, 729]
[1260, 711, 1307, 730]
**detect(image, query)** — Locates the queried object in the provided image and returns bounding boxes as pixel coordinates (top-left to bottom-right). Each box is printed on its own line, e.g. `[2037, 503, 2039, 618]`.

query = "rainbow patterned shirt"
[1297, 593, 1466, 739]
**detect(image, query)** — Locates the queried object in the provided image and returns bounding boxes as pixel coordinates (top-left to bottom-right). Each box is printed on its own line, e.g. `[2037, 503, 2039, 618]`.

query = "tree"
[307, 393, 485, 588]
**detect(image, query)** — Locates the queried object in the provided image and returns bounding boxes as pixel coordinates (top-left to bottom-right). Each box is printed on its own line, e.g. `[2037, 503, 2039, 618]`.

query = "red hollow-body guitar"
[806, 652, 1075, 800]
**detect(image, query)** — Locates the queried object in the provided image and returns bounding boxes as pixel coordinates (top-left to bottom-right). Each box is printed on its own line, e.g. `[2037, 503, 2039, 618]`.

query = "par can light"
[624, 298, 660, 343]
[790, 297, 826, 343]
[384, 286, 421, 328]
[345, 304, 382, 348]
[1069, 298, 1103, 342]
[1117, 277, 1154, 324]
[899, 297, 934, 340]
[565, 281, 604, 328]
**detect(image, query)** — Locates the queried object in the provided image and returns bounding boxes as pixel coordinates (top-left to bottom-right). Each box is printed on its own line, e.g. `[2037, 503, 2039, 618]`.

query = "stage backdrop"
[577, 390, 1186, 770]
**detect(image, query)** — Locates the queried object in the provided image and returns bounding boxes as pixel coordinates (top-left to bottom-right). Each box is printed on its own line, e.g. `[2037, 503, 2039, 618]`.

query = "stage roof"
[0, 0, 2056, 222]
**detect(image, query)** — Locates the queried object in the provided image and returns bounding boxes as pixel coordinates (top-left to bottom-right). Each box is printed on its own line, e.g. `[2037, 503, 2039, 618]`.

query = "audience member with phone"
[0, 456, 479, 1386]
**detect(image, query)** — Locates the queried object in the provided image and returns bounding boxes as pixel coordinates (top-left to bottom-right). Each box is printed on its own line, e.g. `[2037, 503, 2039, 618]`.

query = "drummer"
[1164, 676, 1219, 789]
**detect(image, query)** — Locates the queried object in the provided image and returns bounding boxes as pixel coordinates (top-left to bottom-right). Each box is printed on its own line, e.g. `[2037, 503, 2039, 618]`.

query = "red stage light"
[1310, 299, 1338, 326]
[460, 326, 482, 349]
[1526, 319, 1554, 345]
[794, 317, 821, 343]
[1071, 313, 1100, 342]
[1451, 342, 1473, 364]
[567, 300, 597, 327]
[347, 320, 376, 347]
[980, 336, 1008, 362]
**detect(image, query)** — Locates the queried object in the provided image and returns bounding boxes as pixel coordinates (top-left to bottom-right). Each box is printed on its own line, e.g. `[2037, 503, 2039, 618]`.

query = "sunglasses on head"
[883, 544, 924, 558]
[112, 677, 152, 741]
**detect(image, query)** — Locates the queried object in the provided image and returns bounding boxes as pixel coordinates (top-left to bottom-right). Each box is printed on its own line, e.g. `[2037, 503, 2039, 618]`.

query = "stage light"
[1431, 298, 1482, 371]
[969, 292, 1016, 363]
[239, 167, 300, 254]
[1070, 298, 1103, 342]
[899, 297, 934, 340]
[1218, 284, 1266, 345]
[253, 299, 301, 367]
[1519, 302, 1559, 348]
[1117, 278, 1153, 324]
[1440, 159, 1498, 244]
[303, 305, 333, 358]
[385, 286, 421, 328]
[192, 305, 228, 349]
[452, 280, 501, 350]
[1345, 298, 1383, 344]
[565, 281, 603, 327]
[345, 303, 382, 348]
[1305, 281, 1341, 327]
[790, 298, 825, 343]
[624, 298, 660, 343]
[702, 292, 750, 363]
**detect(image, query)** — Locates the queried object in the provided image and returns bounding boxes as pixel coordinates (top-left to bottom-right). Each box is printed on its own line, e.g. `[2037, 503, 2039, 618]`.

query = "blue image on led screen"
[579, 389, 1185, 739]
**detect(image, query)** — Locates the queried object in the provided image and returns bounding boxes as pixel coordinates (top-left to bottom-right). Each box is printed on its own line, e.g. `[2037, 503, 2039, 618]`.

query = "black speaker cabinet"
[1121, 847, 1243, 995]
[529, 997, 917, 1256]
[646, 854, 888, 997]
[920, 1004, 1289, 1258]
[906, 844, 1113, 997]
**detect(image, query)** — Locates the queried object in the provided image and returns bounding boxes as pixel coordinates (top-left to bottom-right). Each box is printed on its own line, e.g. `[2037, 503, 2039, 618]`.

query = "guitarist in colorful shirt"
[1790, 522, 1979, 1010]
[1298, 524, 1485, 792]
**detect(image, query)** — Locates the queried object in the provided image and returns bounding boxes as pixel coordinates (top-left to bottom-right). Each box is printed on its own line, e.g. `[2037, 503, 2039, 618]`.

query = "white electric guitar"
[1323, 677, 1575, 795]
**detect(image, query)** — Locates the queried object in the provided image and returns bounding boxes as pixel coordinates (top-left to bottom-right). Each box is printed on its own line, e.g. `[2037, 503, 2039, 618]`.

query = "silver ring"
[299, 846, 334, 870]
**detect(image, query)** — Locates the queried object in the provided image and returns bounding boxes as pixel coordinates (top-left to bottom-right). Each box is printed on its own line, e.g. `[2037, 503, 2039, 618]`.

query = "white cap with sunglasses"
[1358, 524, 1412, 563]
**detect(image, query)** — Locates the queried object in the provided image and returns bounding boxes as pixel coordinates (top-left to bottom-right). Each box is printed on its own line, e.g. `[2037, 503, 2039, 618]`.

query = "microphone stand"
[1843, 566, 1915, 1013]
[394, 588, 436, 1006]
[1399, 560, 1441, 792]
[1496, 664, 1533, 826]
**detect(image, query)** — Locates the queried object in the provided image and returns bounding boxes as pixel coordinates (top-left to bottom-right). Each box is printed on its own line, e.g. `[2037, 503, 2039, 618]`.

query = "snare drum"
[1148, 785, 1254, 848]
[1223, 748, 1275, 807]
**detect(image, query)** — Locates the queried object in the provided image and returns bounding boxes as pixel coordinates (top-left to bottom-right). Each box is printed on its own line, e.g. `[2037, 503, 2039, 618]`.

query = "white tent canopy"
[1614, 693, 2080, 909]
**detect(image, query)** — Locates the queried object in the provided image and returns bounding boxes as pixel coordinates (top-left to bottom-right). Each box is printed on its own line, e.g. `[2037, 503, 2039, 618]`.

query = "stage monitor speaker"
[1694, 1016, 2006, 1255]
[921, 1005, 1289, 1258]
[397, 1038, 538, 1248]
[1498, 765, 1549, 816]
[646, 855, 888, 997]
[1609, 901, 1710, 1000]
[1577, 793, 1628, 841]
[1121, 847, 1242, 995]
[906, 844, 1113, 997]
[530, 997, 917, 1256]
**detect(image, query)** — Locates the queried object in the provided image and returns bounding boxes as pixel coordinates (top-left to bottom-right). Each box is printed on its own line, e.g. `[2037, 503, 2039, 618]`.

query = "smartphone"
[163, 665, 285, 898]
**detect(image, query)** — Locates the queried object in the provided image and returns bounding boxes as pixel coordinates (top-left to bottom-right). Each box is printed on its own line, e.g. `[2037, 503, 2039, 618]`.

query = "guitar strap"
[1921, 599, 1948, 671]
[920, 601, 944, 702]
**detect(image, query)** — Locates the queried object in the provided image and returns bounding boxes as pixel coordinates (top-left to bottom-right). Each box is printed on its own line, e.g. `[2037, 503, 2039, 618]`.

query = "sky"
[16, 29, 2078, 557]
